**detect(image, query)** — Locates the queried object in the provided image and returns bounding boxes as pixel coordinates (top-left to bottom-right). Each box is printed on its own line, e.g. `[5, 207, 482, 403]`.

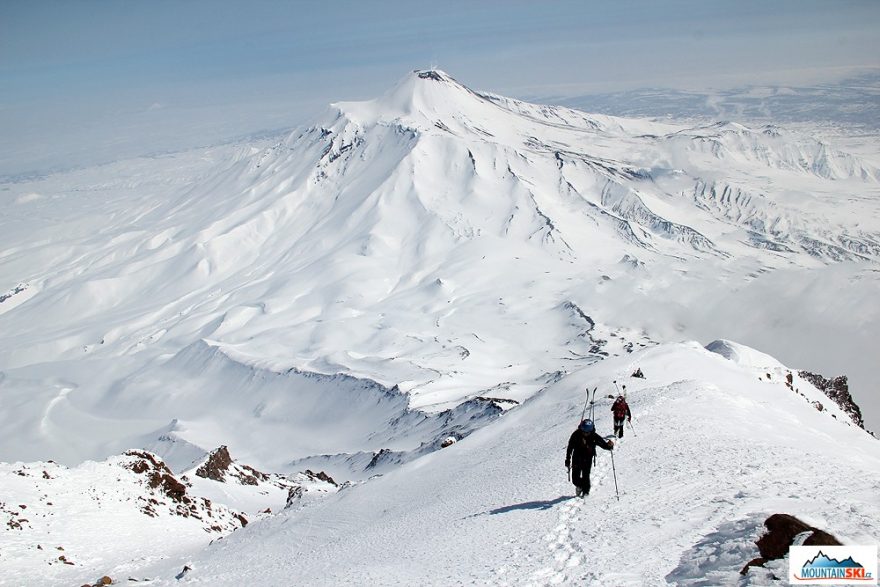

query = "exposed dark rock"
[123, 450, 193, 513]
[124, 450, 166, 475]
[631, 368, 645, 379]
[285, 486, 304, 509]
[740, 513, 841, 575]
[799, 371, 865, 428]
[473, 396, 519, 408]
[758, 514, 812, 560]
[151, 473, 187, 503]
[195, 445, 272, 485]
[366, 448, 395, 470]
[236, 464, 269, 486]
[304, 470, 337, 486]
[561, 301, 606, 356]
[0, 284, 27, 304]
[195, 446, 234, 482]
[417, 70, 445, 82]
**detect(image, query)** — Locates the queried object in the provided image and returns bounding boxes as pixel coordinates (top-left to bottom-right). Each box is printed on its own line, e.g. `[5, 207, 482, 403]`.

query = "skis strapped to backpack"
[580, 386, 596, 423]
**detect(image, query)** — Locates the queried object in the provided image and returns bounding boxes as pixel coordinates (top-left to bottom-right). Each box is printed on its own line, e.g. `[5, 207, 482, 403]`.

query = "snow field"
[126, 343, 879, 585]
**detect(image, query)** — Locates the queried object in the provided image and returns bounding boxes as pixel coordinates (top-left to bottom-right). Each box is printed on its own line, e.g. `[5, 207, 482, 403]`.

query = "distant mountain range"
[548, 70, 880, 130]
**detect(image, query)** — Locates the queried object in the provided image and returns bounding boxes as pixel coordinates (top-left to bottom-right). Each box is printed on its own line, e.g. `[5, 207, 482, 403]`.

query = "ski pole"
[590, 388, 598, 468]
[628, 419, 636, 437]
[610, 449, 620, 501]
[613, 380, 621, 395]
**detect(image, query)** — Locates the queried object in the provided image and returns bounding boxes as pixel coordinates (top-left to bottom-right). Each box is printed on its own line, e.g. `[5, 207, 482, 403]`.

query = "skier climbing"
[611, 395, 631, 438]
[565, 419, 613, 497]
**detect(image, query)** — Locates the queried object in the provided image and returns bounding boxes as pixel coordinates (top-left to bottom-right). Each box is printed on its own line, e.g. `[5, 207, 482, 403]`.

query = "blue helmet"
[579, 419, 595, 433]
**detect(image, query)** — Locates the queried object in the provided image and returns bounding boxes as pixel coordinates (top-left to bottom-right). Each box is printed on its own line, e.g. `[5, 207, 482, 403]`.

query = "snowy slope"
[0, 448, 337, 585]
[0, 451, 248, 585]
[1, 70, 878, 474]
[123, 342, 879, 586]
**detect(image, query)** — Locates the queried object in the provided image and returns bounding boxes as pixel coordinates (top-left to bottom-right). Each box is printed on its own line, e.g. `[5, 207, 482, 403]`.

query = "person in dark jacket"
[611, 395, 631, 438]
[565, 419, 614, 497]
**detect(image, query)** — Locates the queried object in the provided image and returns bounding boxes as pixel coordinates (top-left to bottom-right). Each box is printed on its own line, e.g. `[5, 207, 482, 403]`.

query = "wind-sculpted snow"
[667, 122, 880, 182]
[103, 339, 420, 469]
[690, 180, 880, 260]
[288, 394, 520, 481]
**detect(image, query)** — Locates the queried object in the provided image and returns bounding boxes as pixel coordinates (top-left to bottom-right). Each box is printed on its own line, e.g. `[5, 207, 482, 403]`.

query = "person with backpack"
[611, 395, 631, 438]
[565, 419, 614, 497]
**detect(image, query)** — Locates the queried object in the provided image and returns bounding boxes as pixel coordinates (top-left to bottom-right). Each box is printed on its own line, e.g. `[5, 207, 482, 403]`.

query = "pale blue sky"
[2, 0, 879, 176]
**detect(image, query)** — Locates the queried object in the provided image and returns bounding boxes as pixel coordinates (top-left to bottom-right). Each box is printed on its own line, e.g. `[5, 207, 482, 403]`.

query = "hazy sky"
[2, 0, 880, 175]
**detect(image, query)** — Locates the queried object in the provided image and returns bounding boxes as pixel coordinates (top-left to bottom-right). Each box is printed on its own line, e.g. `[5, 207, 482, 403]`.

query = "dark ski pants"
[571, 461, 593, 494]
[614, 417, 625, 438]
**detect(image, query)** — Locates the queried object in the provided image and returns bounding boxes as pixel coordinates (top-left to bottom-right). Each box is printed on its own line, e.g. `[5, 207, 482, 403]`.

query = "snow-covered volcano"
[1, 70, 879, 471]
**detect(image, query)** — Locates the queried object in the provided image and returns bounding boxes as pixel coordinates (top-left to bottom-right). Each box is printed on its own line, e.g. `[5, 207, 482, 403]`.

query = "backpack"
[612, 397, 628, 418]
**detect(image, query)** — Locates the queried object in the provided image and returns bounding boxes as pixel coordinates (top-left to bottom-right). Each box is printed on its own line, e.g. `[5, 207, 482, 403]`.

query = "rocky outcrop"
[124, 451, 188, 504]
[799, 371, 865, 428]
[185, 447, 339, 515]
[123, 450, 247, 529]
[283, 471, 339, 510]
[740, 513, 841, 575]
[192, 445, 230, 480]
[303, 470, 336, 486]
[195, 446, 268, 485]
